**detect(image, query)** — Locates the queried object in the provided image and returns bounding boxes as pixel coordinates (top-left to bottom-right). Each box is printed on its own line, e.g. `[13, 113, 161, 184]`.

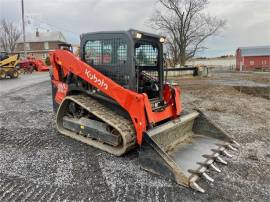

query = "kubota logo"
[85, 69, 108, 90]
[57, 83, 68, 93]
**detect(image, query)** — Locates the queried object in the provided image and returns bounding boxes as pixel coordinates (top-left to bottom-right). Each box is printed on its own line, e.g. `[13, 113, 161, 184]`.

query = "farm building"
[236, 46, 270, 71]
[15, 30, 67, 60]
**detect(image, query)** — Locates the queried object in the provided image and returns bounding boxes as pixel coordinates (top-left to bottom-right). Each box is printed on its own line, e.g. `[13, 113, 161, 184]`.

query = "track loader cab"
[80, 30, 165, 106]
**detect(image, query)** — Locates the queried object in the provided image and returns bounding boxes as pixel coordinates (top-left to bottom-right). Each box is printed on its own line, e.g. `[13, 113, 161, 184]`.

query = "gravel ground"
[0, 72, 269, 201]
[0, 72, 49, 96]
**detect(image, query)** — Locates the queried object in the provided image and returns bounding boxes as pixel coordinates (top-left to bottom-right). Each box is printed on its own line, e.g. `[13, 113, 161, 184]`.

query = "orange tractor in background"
[31, 58, 49, 72]
[19, 56, 49, 73]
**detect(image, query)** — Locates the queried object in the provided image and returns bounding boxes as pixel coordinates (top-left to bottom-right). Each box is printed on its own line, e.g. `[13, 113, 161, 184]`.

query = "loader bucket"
[139, 110, 239, 193]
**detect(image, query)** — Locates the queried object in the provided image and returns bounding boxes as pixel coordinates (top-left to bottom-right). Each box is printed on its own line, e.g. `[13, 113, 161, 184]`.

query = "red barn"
[236, 46, 270, 71]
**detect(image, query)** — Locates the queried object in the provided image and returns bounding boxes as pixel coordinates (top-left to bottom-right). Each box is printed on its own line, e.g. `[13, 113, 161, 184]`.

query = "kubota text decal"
[85, 69, 108, 90]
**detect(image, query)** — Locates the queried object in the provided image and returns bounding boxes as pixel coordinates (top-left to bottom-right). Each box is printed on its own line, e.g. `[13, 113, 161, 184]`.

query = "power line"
[25, 15, 79, 36]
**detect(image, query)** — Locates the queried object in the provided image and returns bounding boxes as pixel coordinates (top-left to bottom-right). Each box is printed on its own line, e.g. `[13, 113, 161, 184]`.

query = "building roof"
[238, 46, 270, 57]
[17, 31, 66, 43]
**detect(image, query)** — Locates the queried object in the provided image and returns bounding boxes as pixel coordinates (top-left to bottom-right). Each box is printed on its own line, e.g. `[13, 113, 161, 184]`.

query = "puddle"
[234, 86, 270, 99]
[210, 79, 269, 87]
[208, 79, 270, 99]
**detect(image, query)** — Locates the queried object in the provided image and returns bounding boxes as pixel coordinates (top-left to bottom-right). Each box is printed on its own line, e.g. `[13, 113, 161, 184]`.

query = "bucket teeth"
[214, 148, 233, 158]
[190, 182, 205, 193]
[189, 168, 214, 182]
[232, 140, 240, 147]
[222, 150, 233, 158]
[227, 144, 238, 151]
[202, 154, 219, 159]
[209, 163, 221, 172]
[187, 140, 239, 192]
[216, 156, 227, 165]
[202, 172, 214, 182]
[197, 161, 220, 172]
[203, 152, 228, 165]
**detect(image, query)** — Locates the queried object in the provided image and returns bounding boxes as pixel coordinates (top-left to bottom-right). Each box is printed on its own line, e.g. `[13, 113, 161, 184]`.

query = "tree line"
[0, 19, 21, 53]
[151, 0, 225, 66]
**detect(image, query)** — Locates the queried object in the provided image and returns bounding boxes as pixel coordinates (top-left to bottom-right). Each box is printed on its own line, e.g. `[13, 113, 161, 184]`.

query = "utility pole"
[21, 0, 26, 58]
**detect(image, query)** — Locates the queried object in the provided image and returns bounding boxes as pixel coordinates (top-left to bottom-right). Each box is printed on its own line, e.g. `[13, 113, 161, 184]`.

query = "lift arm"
[49, 50, 182, 144]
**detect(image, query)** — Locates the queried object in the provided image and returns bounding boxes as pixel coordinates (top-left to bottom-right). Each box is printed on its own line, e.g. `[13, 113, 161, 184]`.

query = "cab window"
[84, 40, 102, 65]
[135, 42, 158, 67]
[84, 39, 128, 66]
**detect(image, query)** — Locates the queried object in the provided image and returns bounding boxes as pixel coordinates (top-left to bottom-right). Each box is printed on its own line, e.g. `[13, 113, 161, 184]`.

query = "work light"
[160, 37, 165, 43]
[136, 32, 142, 39]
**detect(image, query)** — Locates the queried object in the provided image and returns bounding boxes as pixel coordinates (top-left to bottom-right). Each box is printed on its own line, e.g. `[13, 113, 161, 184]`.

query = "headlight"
[160, 37, 165, 43]
[136, 32, 142, 39]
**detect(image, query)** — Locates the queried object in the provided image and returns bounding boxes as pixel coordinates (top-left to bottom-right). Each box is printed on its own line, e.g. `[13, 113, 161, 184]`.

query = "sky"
[0, 0, 270, 57]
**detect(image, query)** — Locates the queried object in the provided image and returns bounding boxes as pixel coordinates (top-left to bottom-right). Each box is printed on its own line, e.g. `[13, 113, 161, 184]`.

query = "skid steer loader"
[49, 30, 239, 192]
[0, 52, 20, 79]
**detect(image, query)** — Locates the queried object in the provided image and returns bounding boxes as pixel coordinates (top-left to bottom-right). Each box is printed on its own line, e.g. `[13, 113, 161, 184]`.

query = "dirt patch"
[206, 105, 227, 113]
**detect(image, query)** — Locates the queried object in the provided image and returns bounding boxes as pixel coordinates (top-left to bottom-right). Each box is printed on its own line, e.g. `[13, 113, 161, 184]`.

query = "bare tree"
[151, 0, 225, 66]
[0, 19, 21, 53]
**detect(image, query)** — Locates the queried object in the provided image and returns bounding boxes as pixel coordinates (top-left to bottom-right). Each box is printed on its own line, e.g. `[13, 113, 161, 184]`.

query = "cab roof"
[81, 29, 164, 40]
